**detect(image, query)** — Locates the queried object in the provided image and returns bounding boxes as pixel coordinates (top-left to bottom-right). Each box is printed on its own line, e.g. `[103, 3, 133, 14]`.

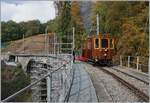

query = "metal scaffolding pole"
[73, 27, 75, 50]
[54, 33, 56, 55]
[23, 34, 25, 54]
[47, 73, 52, 102]
[45, 26, 48, 55]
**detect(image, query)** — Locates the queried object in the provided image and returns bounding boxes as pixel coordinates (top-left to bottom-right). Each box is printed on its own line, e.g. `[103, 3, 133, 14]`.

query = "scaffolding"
[2, 27, 75, 102]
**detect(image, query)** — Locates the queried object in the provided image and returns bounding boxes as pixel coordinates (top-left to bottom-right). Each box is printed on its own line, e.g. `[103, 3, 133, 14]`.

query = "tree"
[1, 20, 21, 42]
[1, 19, 47, 43]
[91, 1, 149, 57]
[71, 1, 86, 49]
[25, 20, 41, 37]
[46, 19, 58, 33]
[92, 1, 130, 35]
[1, 63, 31, 101]
[19, 22, 27, 38]
[57, 1, 72, 42]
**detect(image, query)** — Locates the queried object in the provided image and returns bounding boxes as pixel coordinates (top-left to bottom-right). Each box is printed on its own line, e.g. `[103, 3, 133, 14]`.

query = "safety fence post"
[16, 56, 19, 62]
[120, 55, 122, 66]
[136, 56, 139, 71]
[64, 64, 67, 97]
[128, 56, 130, 68]
[47, 73, 52, 102]
[59, 64, 66, 102]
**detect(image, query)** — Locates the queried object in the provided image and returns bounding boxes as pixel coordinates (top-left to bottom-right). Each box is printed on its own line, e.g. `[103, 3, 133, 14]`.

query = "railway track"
[103, 67, 149, 95]
[100, 67, 149, 102]
[111, 67, 149, 84]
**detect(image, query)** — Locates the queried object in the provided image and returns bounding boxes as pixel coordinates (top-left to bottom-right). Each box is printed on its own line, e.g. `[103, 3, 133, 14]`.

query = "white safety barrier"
[119, 55, 148, 74]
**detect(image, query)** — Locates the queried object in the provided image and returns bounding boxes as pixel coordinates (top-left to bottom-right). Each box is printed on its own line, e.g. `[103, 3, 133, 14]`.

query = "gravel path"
[103, 67, 149, 95]
[68, 62, 98, 102]
[84, 63, 141, 102]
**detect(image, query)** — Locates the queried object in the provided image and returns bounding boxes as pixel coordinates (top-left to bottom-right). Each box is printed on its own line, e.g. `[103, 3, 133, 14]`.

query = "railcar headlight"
[104, 53, 107, 56]
[95, 59, 98, 62]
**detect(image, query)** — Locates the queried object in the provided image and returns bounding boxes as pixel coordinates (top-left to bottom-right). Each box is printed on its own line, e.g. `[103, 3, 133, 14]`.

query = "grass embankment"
[2, 33, 54, 54]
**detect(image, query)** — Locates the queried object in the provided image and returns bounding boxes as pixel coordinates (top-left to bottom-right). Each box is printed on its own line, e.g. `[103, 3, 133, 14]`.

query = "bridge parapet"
[2, 29, 74, 102]
[2, 54, 74, 102]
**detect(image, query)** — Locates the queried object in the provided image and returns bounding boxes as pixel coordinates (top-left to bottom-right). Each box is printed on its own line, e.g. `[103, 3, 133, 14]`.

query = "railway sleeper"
[101, 68, 149, 102]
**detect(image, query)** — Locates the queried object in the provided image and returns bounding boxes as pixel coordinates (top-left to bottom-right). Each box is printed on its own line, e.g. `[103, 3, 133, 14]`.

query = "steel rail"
[2, 61, 70, 102]
[111, 67, 149, 84]
[101, 68, 149, 102]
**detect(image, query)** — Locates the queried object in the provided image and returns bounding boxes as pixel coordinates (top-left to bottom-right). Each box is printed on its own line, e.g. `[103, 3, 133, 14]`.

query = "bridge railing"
[2, 56, 74, 102]
[114, 55, 149, 74]
[1, 30, 74, 102]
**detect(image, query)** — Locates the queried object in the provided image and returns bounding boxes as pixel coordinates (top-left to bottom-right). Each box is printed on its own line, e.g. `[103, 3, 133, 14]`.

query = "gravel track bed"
[84, 63, 140, 102]
[103, 67, 149, 95]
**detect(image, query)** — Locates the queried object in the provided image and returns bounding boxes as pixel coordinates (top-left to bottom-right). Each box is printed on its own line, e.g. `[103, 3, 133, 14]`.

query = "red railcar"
[82, 33, 115, 65]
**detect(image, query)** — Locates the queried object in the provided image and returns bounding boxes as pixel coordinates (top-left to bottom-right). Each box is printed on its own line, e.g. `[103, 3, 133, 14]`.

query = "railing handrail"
[3, 53, 72, 63]
[119, 55, 148, 74]
[120, 55, 149, 58]
[2, 61, 70, 102]
[120, 55, 148, 64]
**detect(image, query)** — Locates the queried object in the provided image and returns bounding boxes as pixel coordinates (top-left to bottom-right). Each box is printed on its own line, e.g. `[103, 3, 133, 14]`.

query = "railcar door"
[87, 38, 92, 59]
[92, 37, 100, 61]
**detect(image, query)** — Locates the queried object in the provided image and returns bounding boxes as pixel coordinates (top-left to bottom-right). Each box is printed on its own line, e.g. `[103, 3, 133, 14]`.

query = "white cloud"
[1, 1, 56, 23]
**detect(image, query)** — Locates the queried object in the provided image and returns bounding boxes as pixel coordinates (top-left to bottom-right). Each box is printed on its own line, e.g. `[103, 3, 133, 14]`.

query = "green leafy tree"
[1, 64, 31, 101]
[1, 20, 21, 42]
[92, 1, 149, 56]
[25, 20, 41, 37]
[57, 1, 72, 42]
[1, 20, 46, 43]
[46, 18, 58, 33]
[71, 1, 86, 49]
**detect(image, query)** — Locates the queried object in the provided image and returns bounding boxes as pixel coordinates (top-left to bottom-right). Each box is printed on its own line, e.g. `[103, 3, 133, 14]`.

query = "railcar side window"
[87, 42, 91, 49]
[101, 39, 108, 48]
[95, 38, 99, 48]
[110, 39, 114, 48]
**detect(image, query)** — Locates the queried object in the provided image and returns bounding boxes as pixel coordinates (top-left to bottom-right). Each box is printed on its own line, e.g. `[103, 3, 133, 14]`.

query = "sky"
[1, 0, 56, 23]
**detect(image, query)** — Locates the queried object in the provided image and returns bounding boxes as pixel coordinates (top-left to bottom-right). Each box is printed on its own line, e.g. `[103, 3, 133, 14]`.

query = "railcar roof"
[87, 33, 114, 39]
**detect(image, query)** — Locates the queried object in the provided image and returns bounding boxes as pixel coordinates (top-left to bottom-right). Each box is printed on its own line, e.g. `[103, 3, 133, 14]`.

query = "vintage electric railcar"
[82, 33, 115, 65]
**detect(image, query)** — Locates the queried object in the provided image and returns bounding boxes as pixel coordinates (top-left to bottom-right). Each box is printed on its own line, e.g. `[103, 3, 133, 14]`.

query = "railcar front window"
[101, 39, 108, 48]
[95, 38, 99, 48]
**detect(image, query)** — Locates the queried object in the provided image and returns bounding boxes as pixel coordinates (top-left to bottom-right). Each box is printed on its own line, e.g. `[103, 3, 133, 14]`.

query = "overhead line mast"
[97, 14, 99, 35]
